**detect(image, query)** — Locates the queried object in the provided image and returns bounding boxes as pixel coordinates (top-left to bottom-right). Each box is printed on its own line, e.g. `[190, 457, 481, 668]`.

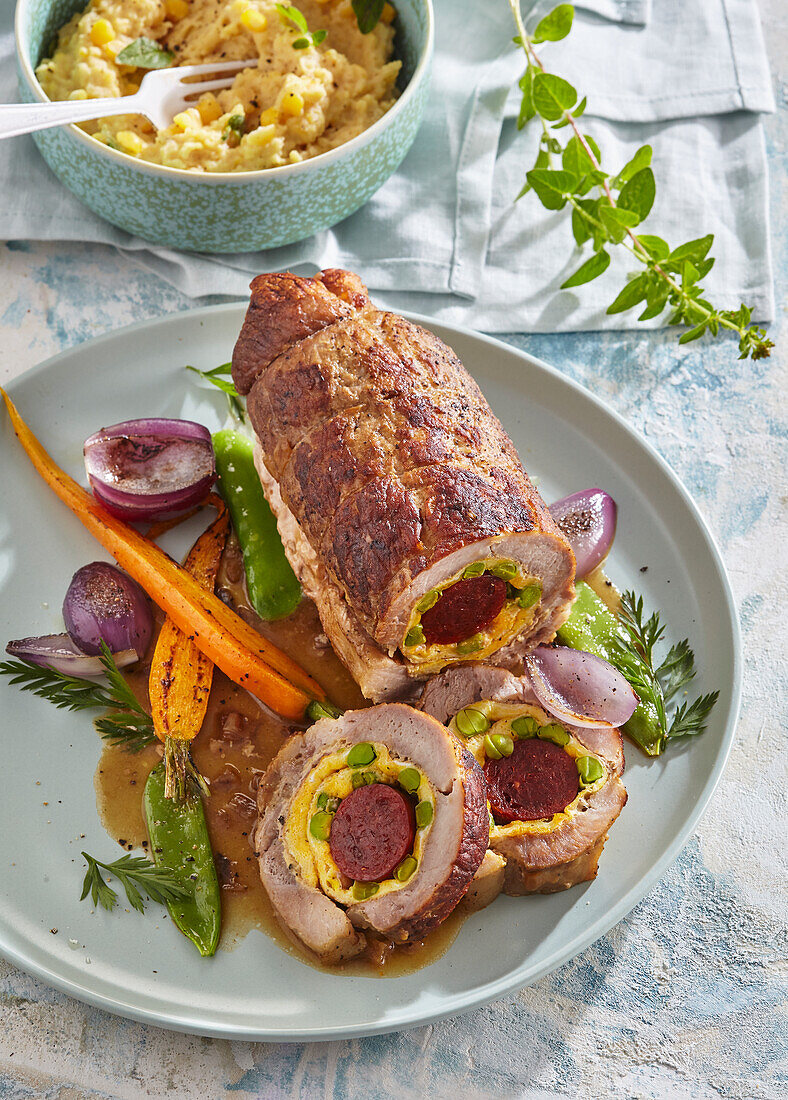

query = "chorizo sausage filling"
[401, 559, 543, 672]
[446, 701, 608, 838]
[283, 741, 436, 905]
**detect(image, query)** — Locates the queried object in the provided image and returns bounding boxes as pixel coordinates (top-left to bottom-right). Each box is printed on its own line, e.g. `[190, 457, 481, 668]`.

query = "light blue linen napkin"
[0, 0, 775, 331]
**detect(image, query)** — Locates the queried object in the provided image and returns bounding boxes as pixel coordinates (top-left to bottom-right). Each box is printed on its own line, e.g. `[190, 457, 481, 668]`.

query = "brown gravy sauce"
[94, 536, 464, 976]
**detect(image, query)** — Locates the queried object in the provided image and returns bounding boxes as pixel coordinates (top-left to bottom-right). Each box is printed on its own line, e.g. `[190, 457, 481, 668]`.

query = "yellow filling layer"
[401, 558, 542, 674]
[284, 742, 434, 906]
[448, 701, 607, 839]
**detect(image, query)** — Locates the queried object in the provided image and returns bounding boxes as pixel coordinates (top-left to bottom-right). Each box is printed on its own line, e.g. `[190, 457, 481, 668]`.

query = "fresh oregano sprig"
[509, 2, 772, 359]
[275, 4, 326, 48]
[80, 851, 191, 913]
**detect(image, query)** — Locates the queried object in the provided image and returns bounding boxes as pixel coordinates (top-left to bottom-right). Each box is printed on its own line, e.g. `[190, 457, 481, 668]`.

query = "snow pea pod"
[143, 762, 221, 957]
[556, 580, 663, 756]
[213, 430, 301, 621]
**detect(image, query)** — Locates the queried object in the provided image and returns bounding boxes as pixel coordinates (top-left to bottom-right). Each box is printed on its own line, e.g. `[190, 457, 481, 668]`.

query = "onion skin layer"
[63, 561, 153, 658]
[549, 489, 617, 579]
[83, 418, 216, 522]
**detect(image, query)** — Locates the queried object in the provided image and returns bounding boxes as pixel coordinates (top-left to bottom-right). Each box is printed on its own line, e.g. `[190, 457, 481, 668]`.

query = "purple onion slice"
[525, 645, 638, 730]
[6, 633, 138, 676]
[550, 488, 617, 578]
[84, 417, 216, 521]
[63, 561, 153, 658]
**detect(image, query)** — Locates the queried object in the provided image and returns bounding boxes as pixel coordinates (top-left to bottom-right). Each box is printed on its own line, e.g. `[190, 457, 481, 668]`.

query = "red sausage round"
[329, 783, 416, 882]
[420, 575, 507, 645]
[484, 739, 579, 824]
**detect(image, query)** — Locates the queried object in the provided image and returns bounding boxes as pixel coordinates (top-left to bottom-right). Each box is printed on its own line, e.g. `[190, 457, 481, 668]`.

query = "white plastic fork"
[0, 59, 257, 139]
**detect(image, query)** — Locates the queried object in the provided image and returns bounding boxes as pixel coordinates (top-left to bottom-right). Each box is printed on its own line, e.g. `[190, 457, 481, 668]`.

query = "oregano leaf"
[518, 66, 536, 129]
[532, 4, 574, 43]
[612, 145, 652, 189]
[678, 321, 708, 344]
[636, 235, 669, 260]
[561, 250, 611, 288]
[606, 273, 650, 314]
[351, 0, 385, 34]
[618, 168, 655, 223]
[532, 72, 577, 121]
[670, 235, 714, 264]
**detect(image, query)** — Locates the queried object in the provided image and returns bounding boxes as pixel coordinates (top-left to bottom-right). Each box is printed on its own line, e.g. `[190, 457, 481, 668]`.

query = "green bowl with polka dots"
[15, 0, 433, 252]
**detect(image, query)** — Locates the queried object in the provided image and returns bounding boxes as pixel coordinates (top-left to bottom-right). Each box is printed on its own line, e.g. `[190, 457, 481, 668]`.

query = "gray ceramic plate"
[0, 305, 741, 1041]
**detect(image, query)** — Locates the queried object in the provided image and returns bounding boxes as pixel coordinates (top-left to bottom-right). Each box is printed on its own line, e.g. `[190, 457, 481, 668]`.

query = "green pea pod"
[557, 581, 664, 756]
[143, 763, 221, 957]
[213, 429, 301, 620]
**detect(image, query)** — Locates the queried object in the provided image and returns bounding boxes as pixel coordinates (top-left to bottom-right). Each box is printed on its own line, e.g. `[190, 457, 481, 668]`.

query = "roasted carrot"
[150, 502, 230, 800]
[1, 390, 325, 720]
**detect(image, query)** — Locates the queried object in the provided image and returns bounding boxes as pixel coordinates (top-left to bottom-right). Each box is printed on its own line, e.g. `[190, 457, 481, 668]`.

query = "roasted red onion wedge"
[84, 418, 216, 521]
[6, 633, 138, 676]
[549, 488, 617, 578]
[525, 645, 637, 729]
[63, 562, 153, 658]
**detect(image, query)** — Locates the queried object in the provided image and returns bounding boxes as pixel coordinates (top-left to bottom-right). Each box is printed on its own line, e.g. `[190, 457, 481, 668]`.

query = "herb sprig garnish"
[506, 2, 772, 360]
[0, 642, 156, 752]
[613, 590, 719, 750]
[80, 851, 191, 913]
[275, 4, 327, 49]
[185, 363, 246, 423]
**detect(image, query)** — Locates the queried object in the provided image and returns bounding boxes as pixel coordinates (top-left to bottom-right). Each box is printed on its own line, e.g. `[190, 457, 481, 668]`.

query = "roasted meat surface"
[233, 270, 576, 700]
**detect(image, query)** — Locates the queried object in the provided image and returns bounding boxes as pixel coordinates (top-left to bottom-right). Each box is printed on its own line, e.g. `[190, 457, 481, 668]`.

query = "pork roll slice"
[252, 704, 489, 962]
[420, 665, 626, 895]
[233, 270, 576, 701]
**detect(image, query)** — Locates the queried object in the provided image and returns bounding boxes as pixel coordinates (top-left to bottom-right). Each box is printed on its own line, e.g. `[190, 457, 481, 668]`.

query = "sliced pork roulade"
[420, 665, 627, 896]
[252, 703, 489, 963]
[232, 270, 576, 701]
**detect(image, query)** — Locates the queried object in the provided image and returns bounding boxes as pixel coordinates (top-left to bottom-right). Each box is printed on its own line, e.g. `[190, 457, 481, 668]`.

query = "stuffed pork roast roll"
[232, 270, 576, 701]
[252, 703, 489, 963]
[420, 665, 627, 896]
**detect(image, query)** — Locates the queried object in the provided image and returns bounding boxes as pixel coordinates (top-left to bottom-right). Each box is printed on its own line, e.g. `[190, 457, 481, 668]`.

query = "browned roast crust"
[504, 837, 606, 895]
[235, 270, 575, 676]
[232, 273, 355, 395]
[316, 268, 371, 308]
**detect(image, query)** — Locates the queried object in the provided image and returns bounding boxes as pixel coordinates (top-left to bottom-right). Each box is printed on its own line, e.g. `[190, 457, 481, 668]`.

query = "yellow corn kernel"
[258, 106, 278, 125]
[165, 0, 190, 18]
[68, 88, 88, 100]
[116, 130, 144, 155]
[241, 8, 267, 31]
[104, 39, 125, 59]
[280, 91, 304, 117]
[90, 19, 114, 46]
[197, 93, 223, 124]
[381, 3, 396, 23]
[173, 108, 200, 130]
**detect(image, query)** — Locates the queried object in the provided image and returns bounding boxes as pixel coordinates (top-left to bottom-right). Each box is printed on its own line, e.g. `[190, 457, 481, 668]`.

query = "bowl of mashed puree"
[16, 0, 433, 249]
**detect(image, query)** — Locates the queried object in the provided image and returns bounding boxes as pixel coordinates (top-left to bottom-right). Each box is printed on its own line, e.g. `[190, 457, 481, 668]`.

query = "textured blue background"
[0, 1, 785, 1095]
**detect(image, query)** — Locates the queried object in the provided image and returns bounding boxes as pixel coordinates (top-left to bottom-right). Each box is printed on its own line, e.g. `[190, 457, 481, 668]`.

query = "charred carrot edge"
[1, 390, 325, 721]
[149, 503, 230, 746]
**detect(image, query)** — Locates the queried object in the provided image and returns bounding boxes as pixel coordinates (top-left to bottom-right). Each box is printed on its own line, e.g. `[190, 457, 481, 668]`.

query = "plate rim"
[0, 302, 742, 1041]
